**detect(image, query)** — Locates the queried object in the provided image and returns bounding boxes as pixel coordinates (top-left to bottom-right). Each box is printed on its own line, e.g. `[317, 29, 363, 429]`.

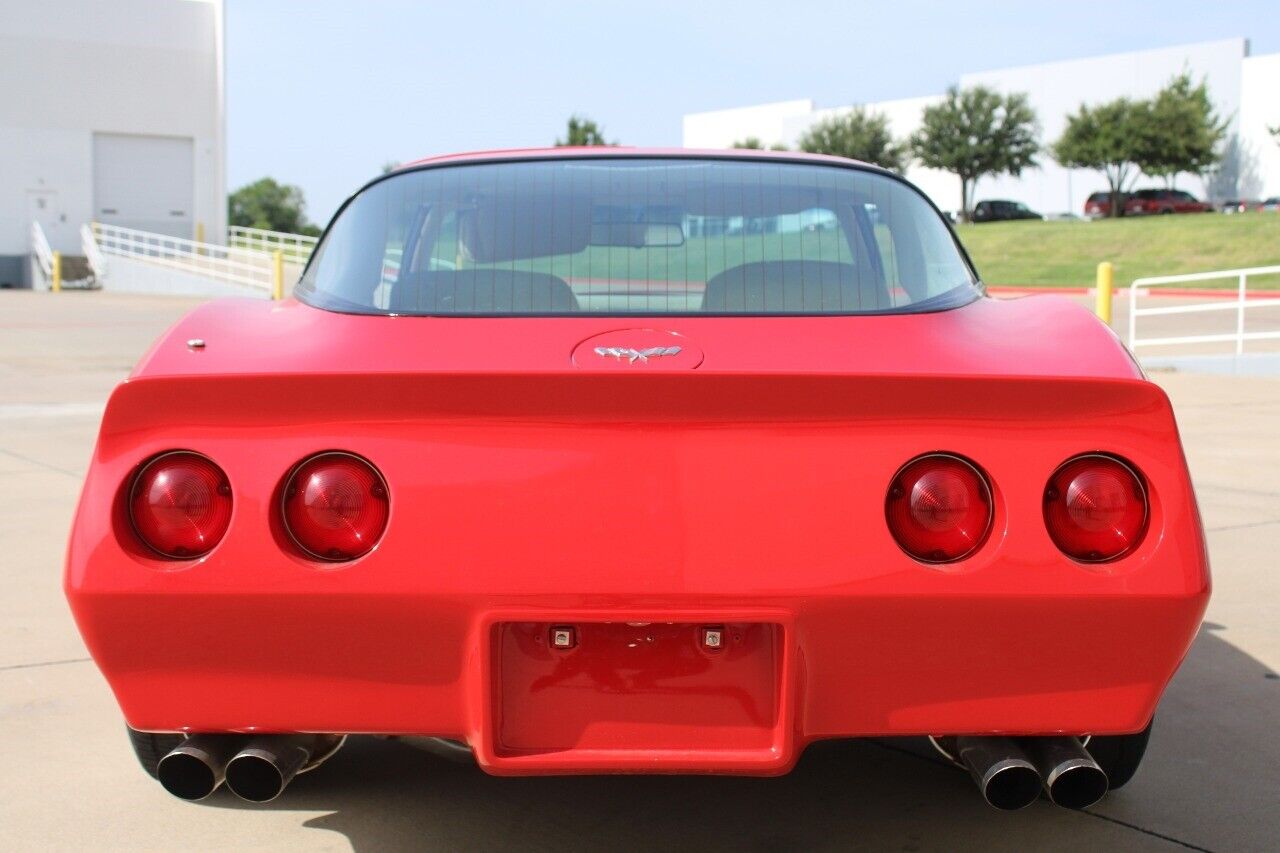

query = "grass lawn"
[956, 212, 1280, 288]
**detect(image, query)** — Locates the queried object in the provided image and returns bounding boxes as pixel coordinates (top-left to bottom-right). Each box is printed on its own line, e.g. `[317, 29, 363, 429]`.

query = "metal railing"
[227, 225, 317, 261]
[93, 222, 275, 292]
[80, 223, 106, 280]
[30, 221, 54, 278]
[1128, 266, 1280, 355]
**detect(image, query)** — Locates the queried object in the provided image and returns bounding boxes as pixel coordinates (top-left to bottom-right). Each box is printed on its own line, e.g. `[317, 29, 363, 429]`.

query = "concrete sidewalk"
[1, 290, 1276, 852]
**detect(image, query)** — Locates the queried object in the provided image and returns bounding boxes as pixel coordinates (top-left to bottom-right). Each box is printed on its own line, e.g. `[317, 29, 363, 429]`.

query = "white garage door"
[92, 133, 194, 238]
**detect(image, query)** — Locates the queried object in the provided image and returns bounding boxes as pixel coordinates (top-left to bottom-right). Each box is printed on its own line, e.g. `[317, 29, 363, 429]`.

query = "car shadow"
[201, 624, 1278, 852]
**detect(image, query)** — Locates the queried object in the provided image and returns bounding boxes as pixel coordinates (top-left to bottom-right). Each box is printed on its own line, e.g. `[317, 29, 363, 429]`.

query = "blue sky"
[227, 0, 1280, 225]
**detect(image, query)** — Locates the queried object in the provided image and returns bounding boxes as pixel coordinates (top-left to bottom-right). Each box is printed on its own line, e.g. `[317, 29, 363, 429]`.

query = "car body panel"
[1084, 192, 1126, 218]
[120, 295, 1140, 383]
[67, 297, 1207, 774]
[65, 150, 1209, 776]
[1124, 189, 1212, 215]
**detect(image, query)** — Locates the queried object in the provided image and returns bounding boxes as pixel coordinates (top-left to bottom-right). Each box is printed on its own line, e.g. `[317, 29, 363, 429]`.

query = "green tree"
[730, 137, 788, 151]
[228, 178, 320, 236]
[555, 115, 615, 147]
[798, 109, 907, 172]
[910, 86, 1040, 221]
[1052, 99, 1148, 217]
[1137, 73, 1226, 186]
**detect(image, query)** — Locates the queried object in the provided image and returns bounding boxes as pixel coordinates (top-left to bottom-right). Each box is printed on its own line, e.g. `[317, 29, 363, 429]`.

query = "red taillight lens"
[282, 453, 389, 561]
[1044, 455, 1147, 562]
[129, 452, 232, 559]
[886, 454, 993, 563]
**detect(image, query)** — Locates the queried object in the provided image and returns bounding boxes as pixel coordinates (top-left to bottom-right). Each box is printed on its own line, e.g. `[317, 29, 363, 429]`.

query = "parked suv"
[1124, 189, 1211, 215]
[1084, 191, 1125, 218]
[972, 199, 1043, 222]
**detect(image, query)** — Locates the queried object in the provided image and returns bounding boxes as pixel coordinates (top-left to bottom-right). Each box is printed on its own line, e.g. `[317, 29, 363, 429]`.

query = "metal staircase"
[29, 221, 97, 290]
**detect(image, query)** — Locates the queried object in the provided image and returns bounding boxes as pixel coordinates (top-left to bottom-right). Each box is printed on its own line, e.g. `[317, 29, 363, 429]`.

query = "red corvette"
[66, 149, 1209, 810]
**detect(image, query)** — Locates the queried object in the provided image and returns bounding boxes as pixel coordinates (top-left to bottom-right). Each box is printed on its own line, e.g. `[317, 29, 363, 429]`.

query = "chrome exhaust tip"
[955, 736, 1043, 811]
[225, 735, 322, 803]
[157, 735, 242, 801]
[1025, 737, 1109, 809]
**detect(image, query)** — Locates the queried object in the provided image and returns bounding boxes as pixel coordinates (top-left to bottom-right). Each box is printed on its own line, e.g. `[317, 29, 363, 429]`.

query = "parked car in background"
[972, 199, 1043, 222]
[1263, 197, 1280, 212]
[1218, 199, 1263, 214]
[1084, 191, 1125, 218]
[1124, 189, 1212, 215]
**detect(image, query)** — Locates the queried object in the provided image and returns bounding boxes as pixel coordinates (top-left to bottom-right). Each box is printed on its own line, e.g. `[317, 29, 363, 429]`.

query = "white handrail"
[227, 225, 317, 260]
[30, 221, 54, 278]
[1129, 266, 1280, 355]
[80, 223, 106, 279]
[93, 222, 275, 291]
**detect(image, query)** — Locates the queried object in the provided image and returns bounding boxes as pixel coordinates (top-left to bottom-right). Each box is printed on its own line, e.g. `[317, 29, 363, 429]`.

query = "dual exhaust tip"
[158, 731, 1105, 810]
[956, 736, 1109, 811]
[158, 734, 334, 803]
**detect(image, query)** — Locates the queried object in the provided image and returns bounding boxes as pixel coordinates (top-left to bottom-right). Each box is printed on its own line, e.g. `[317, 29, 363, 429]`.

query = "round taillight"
[129, 452, 233, 559]
[281, 453, 389, 561]
[1044, 454, 1147, 562]
[886, 454, 993, 563]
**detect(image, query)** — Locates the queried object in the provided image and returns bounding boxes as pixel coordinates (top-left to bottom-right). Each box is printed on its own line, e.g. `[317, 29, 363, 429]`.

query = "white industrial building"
[0, 0, 225, 288]
[683, 38, 1280, 217]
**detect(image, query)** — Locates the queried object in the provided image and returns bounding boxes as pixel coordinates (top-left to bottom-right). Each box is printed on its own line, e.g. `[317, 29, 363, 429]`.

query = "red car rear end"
[66, 150, 1209, 807]
[1084, 191, 1122, 218]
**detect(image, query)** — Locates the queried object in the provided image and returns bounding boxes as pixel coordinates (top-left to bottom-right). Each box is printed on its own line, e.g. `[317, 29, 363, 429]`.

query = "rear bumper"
[69, 587, 1207, 776]
[66, 367, 1211, 775]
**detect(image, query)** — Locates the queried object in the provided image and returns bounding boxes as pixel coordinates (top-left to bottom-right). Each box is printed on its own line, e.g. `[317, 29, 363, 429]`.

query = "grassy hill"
[956, 212, 1280, 288]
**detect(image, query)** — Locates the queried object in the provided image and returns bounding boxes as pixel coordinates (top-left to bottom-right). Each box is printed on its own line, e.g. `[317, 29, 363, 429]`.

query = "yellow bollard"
[271, 249, 284, 300]
[1095, 261, 1113, 325]
[195, 222, 205, 256]
[51, 251, 62, 293]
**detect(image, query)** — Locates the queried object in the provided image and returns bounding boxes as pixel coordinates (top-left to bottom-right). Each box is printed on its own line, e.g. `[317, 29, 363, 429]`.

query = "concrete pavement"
[1, 290, 1276, 852]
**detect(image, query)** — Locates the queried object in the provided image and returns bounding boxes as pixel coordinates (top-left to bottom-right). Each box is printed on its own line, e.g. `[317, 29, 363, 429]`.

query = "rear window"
[297, 157, 978, 316]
